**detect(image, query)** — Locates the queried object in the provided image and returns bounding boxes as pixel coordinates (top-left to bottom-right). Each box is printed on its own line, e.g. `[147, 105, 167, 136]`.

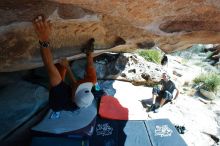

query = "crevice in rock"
[141, 73, 150, 81]
[202, 132, 219, 144]
[114, 37, 126, 46]
[58, 4, 95, 19]
[159, 21, 220, 33]
[136, 41, 155, 49]
[128, 69, 136, 73]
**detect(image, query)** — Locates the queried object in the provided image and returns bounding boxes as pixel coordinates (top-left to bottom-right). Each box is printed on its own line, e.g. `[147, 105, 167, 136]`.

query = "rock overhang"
[0, 0, 220, 72]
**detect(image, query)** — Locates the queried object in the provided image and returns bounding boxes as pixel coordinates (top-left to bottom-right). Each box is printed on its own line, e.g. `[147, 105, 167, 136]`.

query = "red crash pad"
[99, 96, 128, 120]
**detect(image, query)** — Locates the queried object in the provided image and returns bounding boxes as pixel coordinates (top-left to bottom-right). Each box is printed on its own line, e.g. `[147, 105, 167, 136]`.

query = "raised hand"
[59, 58, 69, 68]
[33, 15, 52, 42]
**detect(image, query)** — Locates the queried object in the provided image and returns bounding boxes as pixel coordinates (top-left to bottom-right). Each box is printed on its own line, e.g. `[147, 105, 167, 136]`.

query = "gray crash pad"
[32, 100, 97, 134]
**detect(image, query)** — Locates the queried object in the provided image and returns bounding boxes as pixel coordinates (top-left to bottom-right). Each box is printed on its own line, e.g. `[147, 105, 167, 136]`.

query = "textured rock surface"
[1, 0, 220, 72]
[72, 52, 208, 87]
[72, 53, 164, 86]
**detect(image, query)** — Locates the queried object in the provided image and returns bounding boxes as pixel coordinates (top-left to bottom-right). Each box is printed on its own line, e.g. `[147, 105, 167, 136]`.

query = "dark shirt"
[49, 81, 105, 112]
[49, 81, 78, 112]
[160, 79, 176, 94]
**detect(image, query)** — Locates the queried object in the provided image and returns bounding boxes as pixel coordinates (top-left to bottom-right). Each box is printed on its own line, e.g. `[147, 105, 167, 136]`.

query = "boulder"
[200, 88, 216, 100]
[72, 53, 164, 86]
[1, 0, 220, 71]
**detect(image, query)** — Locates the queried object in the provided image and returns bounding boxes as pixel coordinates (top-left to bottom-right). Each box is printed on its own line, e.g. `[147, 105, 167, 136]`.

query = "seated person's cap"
[74, 82, 94, 108]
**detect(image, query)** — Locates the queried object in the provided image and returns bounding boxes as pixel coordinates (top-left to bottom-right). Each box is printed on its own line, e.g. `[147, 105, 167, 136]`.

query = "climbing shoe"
[175, 125, 186, 134]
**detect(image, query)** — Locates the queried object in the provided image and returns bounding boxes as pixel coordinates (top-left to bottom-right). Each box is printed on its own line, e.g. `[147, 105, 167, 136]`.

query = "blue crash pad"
[145, 118, 187, 146]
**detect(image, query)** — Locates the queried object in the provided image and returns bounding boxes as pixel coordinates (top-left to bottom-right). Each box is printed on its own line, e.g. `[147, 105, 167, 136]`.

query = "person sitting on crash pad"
[150, 73, 179, 113]
[33, 15, 97, 111]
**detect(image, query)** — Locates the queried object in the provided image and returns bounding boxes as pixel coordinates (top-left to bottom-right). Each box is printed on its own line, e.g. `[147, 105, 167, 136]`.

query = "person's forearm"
[40, 48, 53, 65]
[40, 47, 57, 73]
[66, 66, 77, 84]
[173, 90, 179, 100]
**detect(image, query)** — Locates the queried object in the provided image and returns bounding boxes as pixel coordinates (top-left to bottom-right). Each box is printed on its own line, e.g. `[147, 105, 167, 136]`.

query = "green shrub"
[138, 50, 162, 64]
[193, 73, 220, 92]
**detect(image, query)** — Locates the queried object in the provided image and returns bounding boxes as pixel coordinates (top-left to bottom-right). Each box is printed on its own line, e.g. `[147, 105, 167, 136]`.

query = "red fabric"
[99, 96, 128, 120]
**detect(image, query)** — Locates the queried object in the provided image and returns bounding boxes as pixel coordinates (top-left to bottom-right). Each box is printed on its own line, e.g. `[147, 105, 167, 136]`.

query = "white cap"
[74, 82, 94, 108]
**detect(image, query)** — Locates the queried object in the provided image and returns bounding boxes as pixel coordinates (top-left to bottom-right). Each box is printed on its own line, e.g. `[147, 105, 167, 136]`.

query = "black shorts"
[49, 81, 78, 111]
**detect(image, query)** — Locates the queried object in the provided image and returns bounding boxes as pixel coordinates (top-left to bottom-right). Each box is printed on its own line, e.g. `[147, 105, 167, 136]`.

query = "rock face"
[1, 0, 220, 72]
[72, 53, 164, 86]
